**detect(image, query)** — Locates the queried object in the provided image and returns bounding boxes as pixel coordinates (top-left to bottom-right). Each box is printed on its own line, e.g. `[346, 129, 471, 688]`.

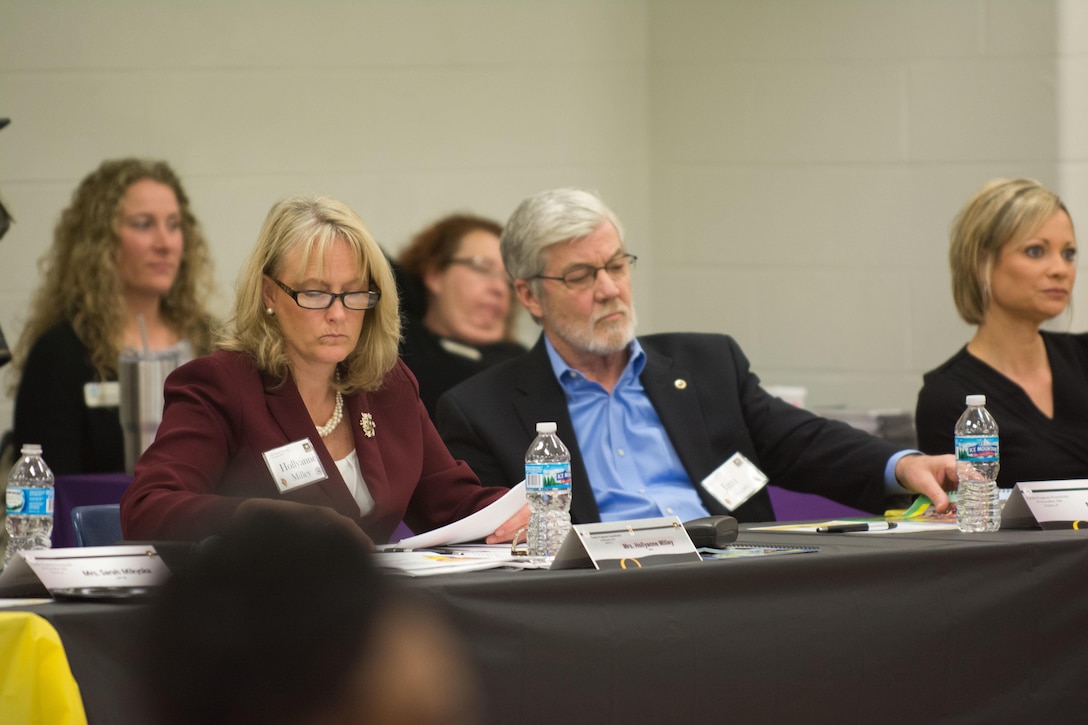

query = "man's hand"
[895, 453, 958, 512]
[485, 505, 531, 545]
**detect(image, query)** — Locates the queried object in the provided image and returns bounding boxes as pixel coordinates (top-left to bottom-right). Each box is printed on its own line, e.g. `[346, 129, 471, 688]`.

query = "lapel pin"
[359, 412, 376, 438]
[674, 379, 688, 390]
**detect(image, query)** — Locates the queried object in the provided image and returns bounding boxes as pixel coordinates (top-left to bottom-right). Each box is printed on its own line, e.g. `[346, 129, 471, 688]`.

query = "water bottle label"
[526, 462, 572, 491]
[954, 435, 999, 463]
[5, 487, 55, 516]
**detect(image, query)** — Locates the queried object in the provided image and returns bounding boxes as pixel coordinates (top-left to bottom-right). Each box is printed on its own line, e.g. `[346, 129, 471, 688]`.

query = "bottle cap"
[19, 443, 42, 456]
[965, 394, 986, 407]
[536, 422, 557, 434]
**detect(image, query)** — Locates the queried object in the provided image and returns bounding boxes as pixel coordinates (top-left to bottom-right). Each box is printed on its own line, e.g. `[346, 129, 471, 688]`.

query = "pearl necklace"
[316, 391, 343, 438]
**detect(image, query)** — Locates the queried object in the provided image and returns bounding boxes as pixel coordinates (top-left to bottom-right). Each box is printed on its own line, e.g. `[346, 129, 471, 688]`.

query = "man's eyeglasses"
[448, 256, 510, 282]
[271, 278, 381, 310]
[531, 254, 637, 292]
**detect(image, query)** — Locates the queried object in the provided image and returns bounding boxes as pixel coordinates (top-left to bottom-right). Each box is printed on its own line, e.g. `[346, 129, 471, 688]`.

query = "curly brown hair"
[10, 158, 216, 388]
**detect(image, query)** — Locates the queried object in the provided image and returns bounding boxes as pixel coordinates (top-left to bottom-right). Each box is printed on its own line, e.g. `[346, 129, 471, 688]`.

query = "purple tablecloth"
[52, 473, 133, 548]
[767, 484, 869, 521]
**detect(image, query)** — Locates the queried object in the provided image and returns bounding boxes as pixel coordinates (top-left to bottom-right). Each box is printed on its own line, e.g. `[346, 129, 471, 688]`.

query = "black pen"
[816, 521, 897, 533]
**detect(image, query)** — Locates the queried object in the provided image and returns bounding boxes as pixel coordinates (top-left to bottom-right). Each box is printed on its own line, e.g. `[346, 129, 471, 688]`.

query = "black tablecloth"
[18, 527, 1088, 724]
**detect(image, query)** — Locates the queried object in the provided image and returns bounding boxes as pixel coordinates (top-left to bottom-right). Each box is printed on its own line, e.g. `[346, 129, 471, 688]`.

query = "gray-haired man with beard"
[435, 188, 957, 530]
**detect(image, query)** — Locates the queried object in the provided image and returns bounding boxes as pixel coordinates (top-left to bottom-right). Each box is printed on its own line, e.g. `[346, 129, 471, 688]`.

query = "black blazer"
[436, 333, 900, 524]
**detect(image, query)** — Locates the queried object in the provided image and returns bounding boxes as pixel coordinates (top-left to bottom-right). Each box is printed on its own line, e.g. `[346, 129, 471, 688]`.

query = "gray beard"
[548, 302, 638, 355]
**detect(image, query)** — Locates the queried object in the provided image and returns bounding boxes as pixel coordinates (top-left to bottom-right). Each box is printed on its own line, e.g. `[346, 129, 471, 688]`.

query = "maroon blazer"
[121, 350, 504, 543]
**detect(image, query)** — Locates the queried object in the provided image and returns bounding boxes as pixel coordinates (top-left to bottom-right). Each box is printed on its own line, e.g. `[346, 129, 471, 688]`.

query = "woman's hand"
[485, 504, 531, 544]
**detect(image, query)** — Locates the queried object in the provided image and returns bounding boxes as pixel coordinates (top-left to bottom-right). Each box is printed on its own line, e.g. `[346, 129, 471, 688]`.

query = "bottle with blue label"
[525, 422, 572, 557]
[953, 394, 1001, 532]
[4, 444, 56, 567]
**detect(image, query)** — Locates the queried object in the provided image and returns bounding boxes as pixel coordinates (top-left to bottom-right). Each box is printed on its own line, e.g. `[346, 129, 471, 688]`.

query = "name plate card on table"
[1002, 479, 1088, 530]
[551, 516, 701, 570]
[0, 546, 172, 599]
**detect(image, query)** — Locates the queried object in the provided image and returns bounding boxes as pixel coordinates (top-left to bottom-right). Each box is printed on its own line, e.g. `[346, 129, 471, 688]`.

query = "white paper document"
[386, 481, 526, 549]
[374, 546, 544, 577]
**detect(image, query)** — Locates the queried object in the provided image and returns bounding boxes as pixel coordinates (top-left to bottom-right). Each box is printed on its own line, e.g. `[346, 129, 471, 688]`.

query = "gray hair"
[500, 188, 625, 285]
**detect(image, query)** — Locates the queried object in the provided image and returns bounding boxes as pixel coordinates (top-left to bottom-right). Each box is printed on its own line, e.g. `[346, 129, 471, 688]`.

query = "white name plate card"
[1002, 479, 1088, 530]
[21, 545, 172, 592]
[551, 516, 701, 571]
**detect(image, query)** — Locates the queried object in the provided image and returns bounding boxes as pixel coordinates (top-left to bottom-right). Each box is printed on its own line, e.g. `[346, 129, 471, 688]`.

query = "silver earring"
[266, 307, 275, 316]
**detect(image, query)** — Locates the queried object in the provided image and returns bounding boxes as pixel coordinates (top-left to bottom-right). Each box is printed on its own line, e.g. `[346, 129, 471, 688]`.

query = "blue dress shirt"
[545, 337, 711, 522]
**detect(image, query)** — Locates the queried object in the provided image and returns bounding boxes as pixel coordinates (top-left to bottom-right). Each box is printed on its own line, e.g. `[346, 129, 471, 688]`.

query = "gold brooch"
[359, 412, 376, 438]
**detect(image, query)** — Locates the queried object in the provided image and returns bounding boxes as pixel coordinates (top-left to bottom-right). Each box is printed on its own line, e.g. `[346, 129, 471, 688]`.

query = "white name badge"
[701, 452, 768, 511]
[262, 438, 328, 494]
[84, 381, 120, 408]
[551, 516, 701, 570]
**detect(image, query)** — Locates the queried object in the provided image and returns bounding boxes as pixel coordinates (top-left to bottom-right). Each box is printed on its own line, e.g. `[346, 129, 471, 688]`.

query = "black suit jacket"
[436, 333, 899, 523]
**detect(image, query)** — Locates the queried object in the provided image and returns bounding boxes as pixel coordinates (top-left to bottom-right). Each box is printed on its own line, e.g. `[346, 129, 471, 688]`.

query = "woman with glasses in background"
[10, 158, 216, 474]
[121, 196, 527, 545]
[395, 214, 526, 416]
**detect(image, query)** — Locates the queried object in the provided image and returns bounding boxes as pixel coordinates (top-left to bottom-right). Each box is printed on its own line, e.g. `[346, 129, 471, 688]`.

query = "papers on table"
[699, 544, 819, 559]
[374, 545, 546, 577]
[388, 482, 527, 549]
[375, 484, 534, 576]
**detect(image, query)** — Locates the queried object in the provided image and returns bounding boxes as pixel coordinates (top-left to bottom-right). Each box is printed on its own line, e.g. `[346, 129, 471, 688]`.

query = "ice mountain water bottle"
[954, 394, 1001, 532]
[525, 422, 572, 557]
[4, 444, 56, 567]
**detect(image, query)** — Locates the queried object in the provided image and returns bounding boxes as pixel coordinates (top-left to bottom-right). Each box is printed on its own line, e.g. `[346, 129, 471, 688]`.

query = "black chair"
[71, 504, 123, 547]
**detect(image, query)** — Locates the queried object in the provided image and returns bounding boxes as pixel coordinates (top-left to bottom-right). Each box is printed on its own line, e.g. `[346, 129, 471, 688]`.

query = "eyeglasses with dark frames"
[530, 253, 637, 292]
[270, 277, 381, 311]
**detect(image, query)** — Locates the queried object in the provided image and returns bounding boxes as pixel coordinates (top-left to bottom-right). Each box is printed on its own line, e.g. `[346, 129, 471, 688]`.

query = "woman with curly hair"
[10, 158, 216, 474]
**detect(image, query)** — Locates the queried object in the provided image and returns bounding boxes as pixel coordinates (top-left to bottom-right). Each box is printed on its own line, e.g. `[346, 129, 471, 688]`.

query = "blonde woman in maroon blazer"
[121, 195, 527, 545]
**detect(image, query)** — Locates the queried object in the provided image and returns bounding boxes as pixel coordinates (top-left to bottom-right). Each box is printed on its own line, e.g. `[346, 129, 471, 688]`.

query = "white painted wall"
[649, 0, 1079, 411]
[0, 0, 1083, 440]
[0, 0, 652, 433]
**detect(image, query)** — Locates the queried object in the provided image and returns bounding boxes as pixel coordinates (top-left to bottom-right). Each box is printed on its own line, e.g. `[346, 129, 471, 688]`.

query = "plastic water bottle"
[4, 444, 56, 567]
[525, 422, 572, 557]
[954, 395, 1001, 532]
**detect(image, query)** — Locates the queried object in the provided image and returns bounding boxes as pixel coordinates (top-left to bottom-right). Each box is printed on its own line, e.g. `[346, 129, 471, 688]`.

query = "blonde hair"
[950, 178, 1071, 325]
[220, 195, 400, 393]
[10, 158, 215, 389]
